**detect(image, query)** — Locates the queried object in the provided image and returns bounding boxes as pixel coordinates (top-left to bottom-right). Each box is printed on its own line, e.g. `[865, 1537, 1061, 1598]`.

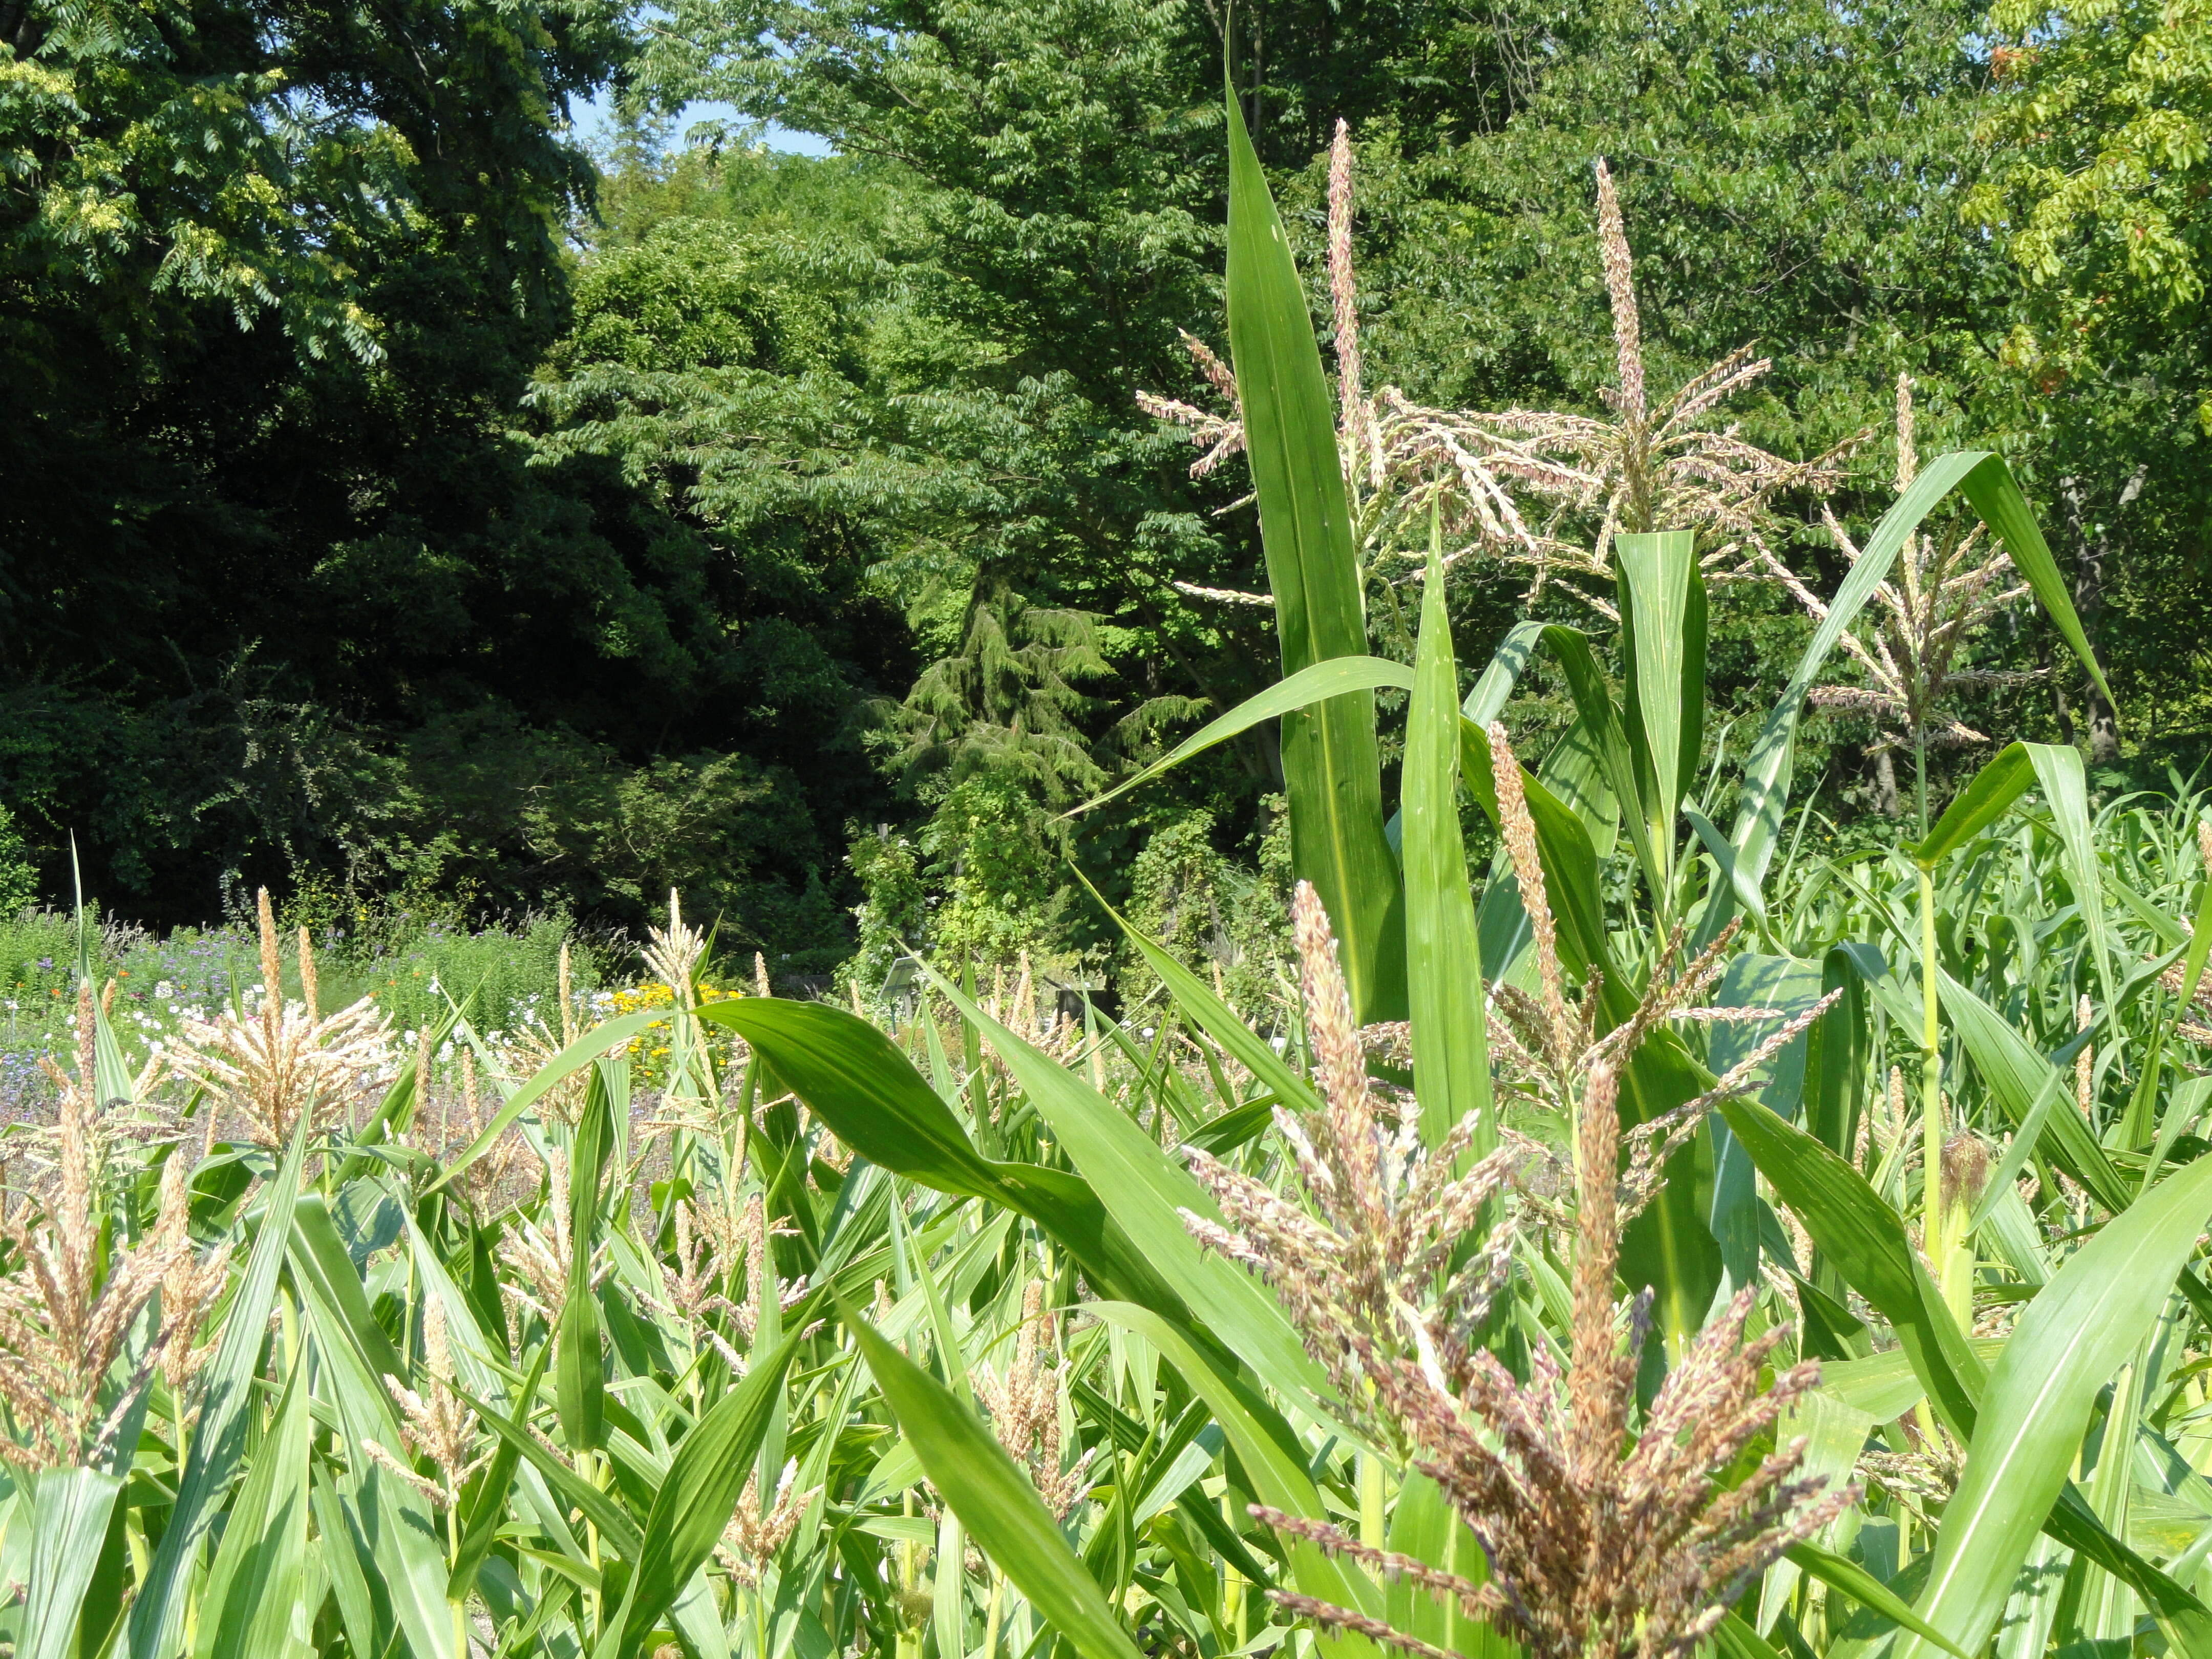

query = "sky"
[572, 89, 835, 157]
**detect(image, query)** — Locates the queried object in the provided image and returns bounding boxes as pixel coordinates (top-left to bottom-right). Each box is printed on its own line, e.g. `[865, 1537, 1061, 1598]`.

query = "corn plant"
[9, 67, 2212, 1659]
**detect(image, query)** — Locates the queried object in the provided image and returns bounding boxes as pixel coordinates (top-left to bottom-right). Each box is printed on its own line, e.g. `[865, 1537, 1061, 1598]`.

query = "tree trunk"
[1871, 747, 1901, 818]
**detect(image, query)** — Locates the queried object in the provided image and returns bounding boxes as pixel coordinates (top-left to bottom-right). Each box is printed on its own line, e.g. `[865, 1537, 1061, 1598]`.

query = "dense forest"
[3, 0, 2206, 984]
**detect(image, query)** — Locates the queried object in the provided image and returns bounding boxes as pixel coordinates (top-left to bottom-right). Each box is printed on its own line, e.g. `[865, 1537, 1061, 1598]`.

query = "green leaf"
[1074, 870, 1322, 1119]
[693, 997, 1190, 1319]
[1937, 969, 2131, 1213]
[2024, 740, 2118, 1011]
[1224, 78, 1403, 1023]
[1067, 655, 1414, 818]
[1910, 742, 2035, 868]
[449, 1338, 553, 1602]
[604, 1325, 809, 1658]
[1718, 1098, 1985, 1436]
[420, 1009, 666, 1199]
[1405, 525, 1492, 1152]
[1953, 456, 2116, 706]
[1783, 1541, 1969, 1658]
[845, 1301, 1147, 1659]
[1093, 1301, 1385, 1650]
[129, 1117, 311, 1659]
[457, 1385, 645, 1562]
[560, 1065, 615, 1450]
[193, 1366, 311, 1659]
[1901, 1154, 2212, 1659]
[17, 1467, 123, 1659]
[911, 961, 1352, 1441]
[1615, 530, 1702, 885]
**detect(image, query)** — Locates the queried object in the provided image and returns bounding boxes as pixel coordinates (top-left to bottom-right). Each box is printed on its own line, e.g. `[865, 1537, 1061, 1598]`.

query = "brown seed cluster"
[1183, 725, 1852, 1659]
[0, 989, 213, 1466]
[976, 1281, 1092, 1519]
[1142, 131, 1860, 621]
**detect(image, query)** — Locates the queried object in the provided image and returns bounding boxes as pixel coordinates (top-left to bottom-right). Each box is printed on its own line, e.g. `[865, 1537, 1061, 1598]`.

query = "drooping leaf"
[846, 1302, 1147, 1659]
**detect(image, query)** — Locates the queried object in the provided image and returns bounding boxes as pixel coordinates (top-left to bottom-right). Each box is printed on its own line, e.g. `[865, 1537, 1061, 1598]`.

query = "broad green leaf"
[559, 1064, 614, 1450]
[1092, 1302, 1384, 1652]
[1405, 527, 1492, 1151]
[909, 963, 1352, 1443]
[1953, 455, 2116, 706]
[1718, 1098, 1985, 1436]
[1615, 530, 1701, 887]
[1075, 870, 1322, 1119]
[193, 1366, 311, 1659]
[130, 1117, 310, 1659]
[1068, 655, 1414, 818]
[846, 1303, 1147, 1659]
[1784, 1540, 1969, 1658]
[1224, 77, 1403, 1024]
[2024, 742, 2118, 1009]
[1938, 969, 2131, 1212]
[1901, 1154, 2212, 1659]
[17, 1467, 122, 1659]
[605, 1326, 809, 1658]
[449, 1339, 552, 1601]
[1910, 742, 2035, 868]
[694, 997, 1190, 1318]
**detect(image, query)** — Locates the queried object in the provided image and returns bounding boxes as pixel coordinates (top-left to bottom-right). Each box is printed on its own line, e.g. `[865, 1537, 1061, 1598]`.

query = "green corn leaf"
[1733, 452, 2110, 916]
[1910, 742, 2036, 868]
[17, 1467, 123, 1659]
[449, 1338, 553, 1602]
[603, 1325, 810, 1658]
[457, 1385, 645, 1561]
[1223, 77, 1403, 1024]
[129, 1116, 310, 1659]
[1615, 530, 1703, 885]
[560, 1065, 615, 1450]
[1782, 1541, 1969, 1658]
[693, 997, 1191, 1319]
[1075, 869, 1323, 1119]
[2025, 741, 2119, 1012]
[1067, 656, 1414, 818]
[1718, 1098, 1985, 1436]
[1405, 525, 1492, 1152]
[909, 961, 1352, 1442]
[1901, 1154, 2212, 1659]
[192, 1366, 311, 1659]
[289, 1193, 407, 1381]
[1093, 1301, 1385, 1651]
[845, 1301, 1147, 1659]
[1953, 457, 2116, 707]
[421, 1008, 665, 1199]
[1937, 969, 2132, 1212]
